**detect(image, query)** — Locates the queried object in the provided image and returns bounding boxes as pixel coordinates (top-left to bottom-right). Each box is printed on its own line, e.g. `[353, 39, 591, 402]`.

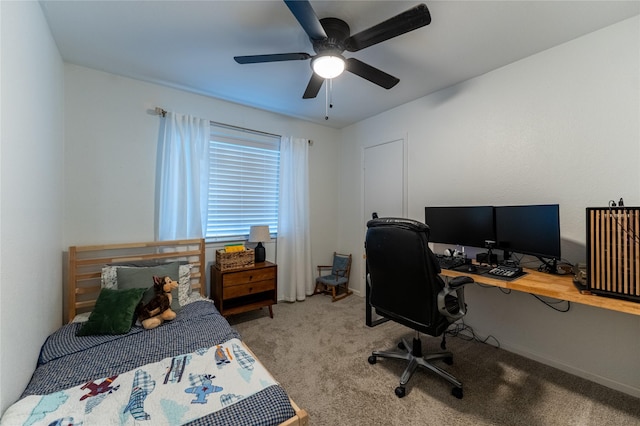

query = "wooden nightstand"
[210, 261, 277, 318]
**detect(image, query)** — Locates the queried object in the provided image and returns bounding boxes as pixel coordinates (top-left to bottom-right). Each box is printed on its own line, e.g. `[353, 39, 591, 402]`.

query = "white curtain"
[155, 112, 209, 240]
[277, 136, 313, 301]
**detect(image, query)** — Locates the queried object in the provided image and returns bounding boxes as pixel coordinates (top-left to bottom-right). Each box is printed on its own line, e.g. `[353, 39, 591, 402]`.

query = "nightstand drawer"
[223, 268, 276, 287]
[224, 280, 275, 299]
[210, 261, 278, 318]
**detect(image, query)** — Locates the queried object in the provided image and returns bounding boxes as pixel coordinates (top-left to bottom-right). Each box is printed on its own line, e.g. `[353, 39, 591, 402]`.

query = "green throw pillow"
[76, 287, 147, 336]
[116, 262, 181, 312]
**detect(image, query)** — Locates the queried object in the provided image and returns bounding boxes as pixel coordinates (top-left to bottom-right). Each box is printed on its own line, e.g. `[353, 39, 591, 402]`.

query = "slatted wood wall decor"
[587, 208, 640, 302]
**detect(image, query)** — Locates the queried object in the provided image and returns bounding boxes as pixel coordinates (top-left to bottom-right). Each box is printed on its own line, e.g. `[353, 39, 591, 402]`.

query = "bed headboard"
[67, 238, 206, 324]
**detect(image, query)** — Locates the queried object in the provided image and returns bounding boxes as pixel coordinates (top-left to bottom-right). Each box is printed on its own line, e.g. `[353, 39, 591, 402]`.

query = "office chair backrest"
[365, 218, 447, 334]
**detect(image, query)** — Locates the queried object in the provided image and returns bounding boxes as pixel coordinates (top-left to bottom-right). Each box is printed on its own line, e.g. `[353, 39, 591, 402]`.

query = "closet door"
[363, 138, 406, 326]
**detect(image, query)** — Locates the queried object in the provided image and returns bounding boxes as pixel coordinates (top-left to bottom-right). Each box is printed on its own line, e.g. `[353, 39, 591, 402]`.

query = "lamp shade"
[249, 225, 272, 243]
[311, 55, 345, 79]
[249, 225, 271, 263]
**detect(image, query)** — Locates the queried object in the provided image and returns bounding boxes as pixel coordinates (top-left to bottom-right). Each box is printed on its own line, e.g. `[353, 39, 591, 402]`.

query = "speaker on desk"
[586, 207, 640, 302]
[476, 252, 498, 265]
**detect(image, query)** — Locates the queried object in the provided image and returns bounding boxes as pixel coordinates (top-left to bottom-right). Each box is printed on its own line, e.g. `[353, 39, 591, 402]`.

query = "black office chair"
[365, 217, 474, 399]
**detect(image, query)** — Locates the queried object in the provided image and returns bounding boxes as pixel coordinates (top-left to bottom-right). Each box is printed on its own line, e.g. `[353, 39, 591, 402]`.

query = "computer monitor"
[494, 204, 561, 261]
[424, 206, 495, 249]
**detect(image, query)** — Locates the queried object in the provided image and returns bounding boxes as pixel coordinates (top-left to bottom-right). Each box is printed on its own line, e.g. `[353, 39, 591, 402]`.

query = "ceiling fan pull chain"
[329, 79, 334, 110]
[325, 80, 329, 120]
[324, 79, 335, 121]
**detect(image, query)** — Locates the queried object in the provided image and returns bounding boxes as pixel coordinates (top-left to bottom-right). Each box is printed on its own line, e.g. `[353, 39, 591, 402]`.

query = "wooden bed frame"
[66, 238, 309, 426]
[67, 239, 207, 323]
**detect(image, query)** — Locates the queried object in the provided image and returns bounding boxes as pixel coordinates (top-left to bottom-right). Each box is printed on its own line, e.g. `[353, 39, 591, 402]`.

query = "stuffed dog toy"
[137, 275, 178, 329]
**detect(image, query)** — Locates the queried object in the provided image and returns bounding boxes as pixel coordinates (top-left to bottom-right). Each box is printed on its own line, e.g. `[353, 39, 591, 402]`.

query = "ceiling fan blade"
[345, 3, 431, 52]
[303, 73, 324, 99]
[284, 0, 327, 41]
[345, 58, 399, 89]
[234, 53, 311, 64]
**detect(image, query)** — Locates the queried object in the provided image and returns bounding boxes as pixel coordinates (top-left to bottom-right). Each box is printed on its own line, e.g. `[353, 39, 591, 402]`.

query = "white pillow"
[177, 263, 193, 306]
[71, 312, 92, 323]
[101, 265, 119, 289]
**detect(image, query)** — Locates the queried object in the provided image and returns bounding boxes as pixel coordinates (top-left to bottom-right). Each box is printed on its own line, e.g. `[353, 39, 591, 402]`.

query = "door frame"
[361, 136, 408, 326]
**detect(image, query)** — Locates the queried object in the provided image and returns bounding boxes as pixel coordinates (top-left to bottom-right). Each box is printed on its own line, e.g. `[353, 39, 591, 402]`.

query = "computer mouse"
[467, 264, 478, 273]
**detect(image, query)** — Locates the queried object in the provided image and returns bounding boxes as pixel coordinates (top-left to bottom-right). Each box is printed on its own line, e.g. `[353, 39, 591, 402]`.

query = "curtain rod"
[154, 107, 313, 145]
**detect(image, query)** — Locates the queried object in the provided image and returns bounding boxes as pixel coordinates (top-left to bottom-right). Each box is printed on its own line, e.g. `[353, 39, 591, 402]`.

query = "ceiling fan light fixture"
[312, 55, 345, 79]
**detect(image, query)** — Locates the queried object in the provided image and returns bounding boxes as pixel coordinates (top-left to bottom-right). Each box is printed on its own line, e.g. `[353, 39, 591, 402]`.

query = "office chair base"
[368, 337, 463, 399]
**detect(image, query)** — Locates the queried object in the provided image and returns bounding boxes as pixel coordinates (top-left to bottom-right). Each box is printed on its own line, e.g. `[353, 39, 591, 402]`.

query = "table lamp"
[249, 225, 272, 263]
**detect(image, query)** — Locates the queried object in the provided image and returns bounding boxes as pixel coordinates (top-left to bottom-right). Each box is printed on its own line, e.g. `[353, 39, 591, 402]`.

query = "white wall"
[339, 17, 640, 396]
[0, 1, 65, 413]
[63, 64, 342, 284]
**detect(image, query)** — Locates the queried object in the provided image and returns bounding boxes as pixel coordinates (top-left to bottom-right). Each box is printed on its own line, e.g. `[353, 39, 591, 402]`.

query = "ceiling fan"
[234, 0, 432, 100]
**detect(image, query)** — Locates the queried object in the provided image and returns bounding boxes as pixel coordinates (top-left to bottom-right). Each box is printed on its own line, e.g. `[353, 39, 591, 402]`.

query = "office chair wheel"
[451, 387, 463, 399]
[443, 356, 453, 365]
[395, 386, 406, 398]
[368, 355, 377, 364]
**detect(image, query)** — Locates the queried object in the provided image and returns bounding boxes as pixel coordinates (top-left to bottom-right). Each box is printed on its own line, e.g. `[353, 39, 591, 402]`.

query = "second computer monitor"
[494, 204, 561, 260]
[424, 206, 495, 249]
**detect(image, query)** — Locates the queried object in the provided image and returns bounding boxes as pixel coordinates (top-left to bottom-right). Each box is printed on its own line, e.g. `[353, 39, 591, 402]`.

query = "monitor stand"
[538, 257, 559, 274]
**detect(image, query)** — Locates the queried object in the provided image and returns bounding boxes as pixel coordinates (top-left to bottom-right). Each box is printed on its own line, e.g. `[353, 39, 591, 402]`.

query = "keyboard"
[488, 265, 523, 278]
[436, 255, 466, 270]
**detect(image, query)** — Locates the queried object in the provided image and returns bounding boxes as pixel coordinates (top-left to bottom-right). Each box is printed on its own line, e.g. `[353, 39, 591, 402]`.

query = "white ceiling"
[40, 1, 640, 129]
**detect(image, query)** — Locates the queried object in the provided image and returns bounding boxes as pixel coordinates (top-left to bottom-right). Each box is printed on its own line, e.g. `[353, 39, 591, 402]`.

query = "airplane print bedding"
[1, 301, 295, 426]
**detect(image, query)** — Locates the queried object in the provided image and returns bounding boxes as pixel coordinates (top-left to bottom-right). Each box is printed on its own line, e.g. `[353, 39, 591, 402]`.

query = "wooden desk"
[440, 267, 640, 316]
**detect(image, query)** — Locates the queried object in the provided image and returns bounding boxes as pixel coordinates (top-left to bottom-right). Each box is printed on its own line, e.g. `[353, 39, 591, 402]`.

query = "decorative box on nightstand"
[210, 261, 277, 318]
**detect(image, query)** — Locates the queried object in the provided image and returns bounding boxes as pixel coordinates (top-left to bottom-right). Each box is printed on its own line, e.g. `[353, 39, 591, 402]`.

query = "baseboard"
[500, 342, 640, 399]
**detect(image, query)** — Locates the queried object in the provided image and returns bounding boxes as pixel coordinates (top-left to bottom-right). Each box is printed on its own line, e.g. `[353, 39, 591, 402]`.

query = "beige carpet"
[229, 295, 640, 426]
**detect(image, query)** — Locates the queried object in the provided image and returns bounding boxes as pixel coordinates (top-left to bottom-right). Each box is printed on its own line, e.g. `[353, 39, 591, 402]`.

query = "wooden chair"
[313, 252, 353, 302]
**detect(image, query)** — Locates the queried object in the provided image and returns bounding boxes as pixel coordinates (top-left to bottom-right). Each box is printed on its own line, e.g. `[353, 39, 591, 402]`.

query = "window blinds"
[206, 126, 280, 241]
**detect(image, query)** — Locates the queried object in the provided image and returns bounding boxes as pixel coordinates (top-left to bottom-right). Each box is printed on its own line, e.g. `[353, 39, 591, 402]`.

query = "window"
[206, 125, 280, 242]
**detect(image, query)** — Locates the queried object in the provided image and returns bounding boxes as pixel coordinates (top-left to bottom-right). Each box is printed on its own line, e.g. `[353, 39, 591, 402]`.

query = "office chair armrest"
[449, 276, 474, 289]
[437, 276, 473, 321]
